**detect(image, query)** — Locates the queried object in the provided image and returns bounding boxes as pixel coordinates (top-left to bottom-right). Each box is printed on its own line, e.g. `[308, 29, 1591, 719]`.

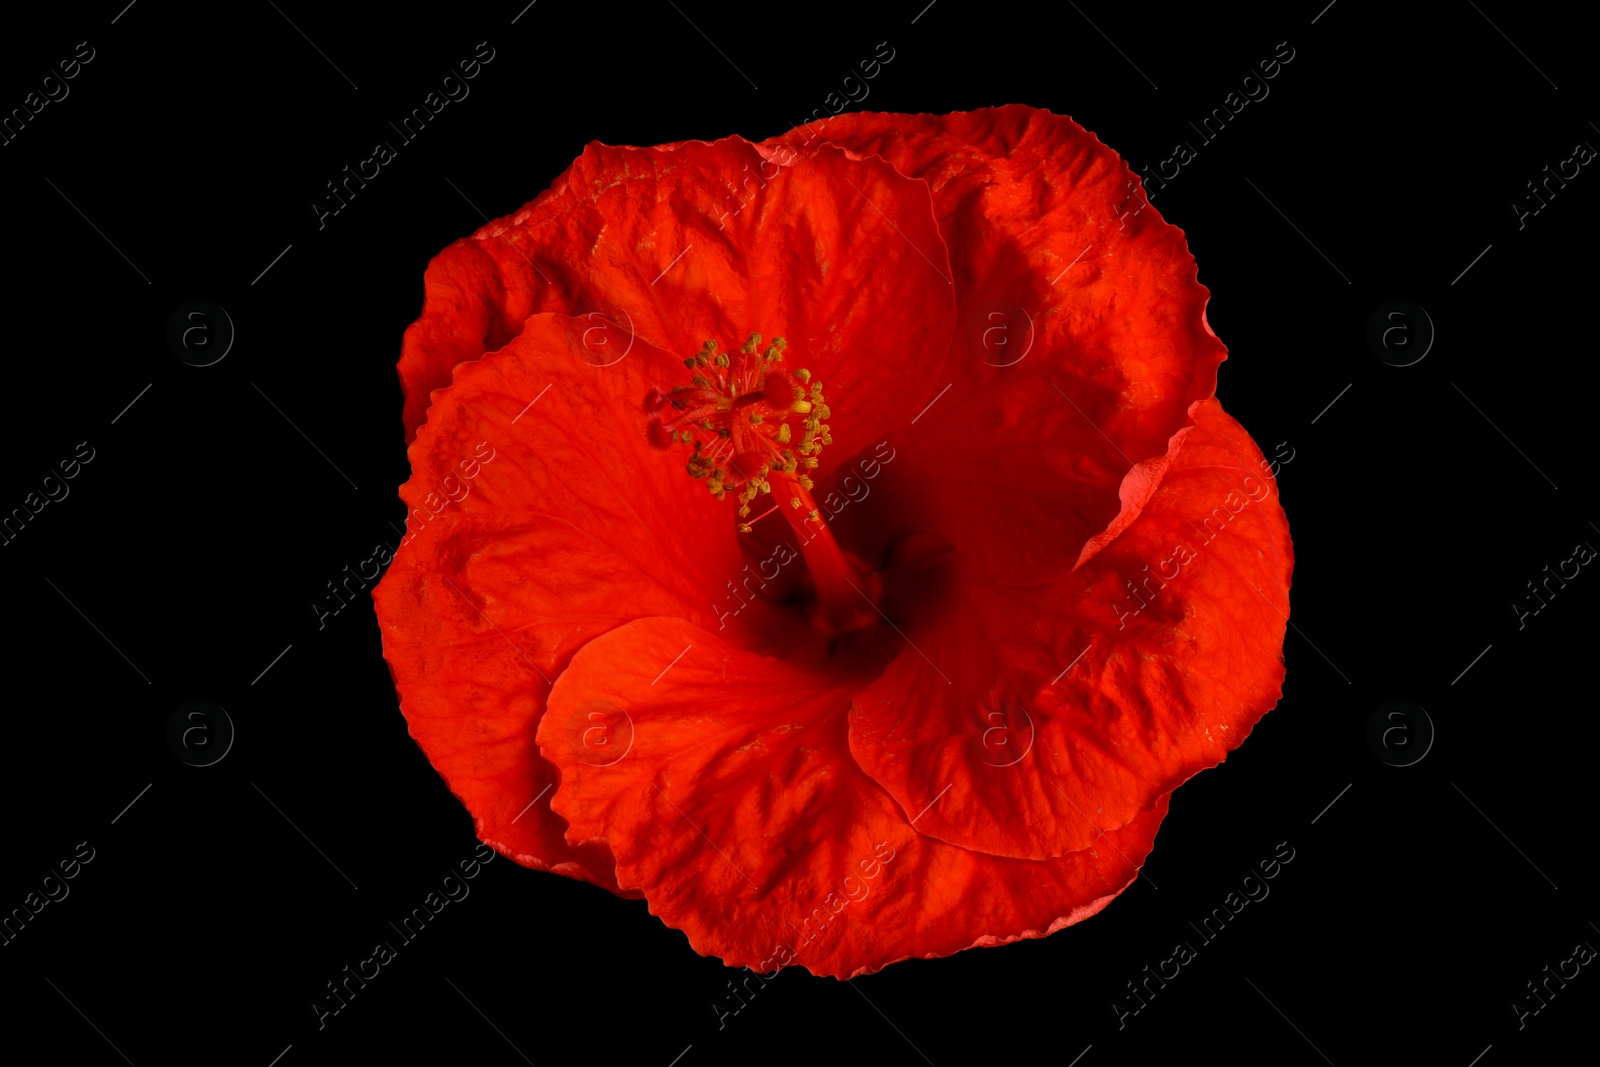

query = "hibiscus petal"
[397, 232, 548, 446]
[398, 138, 956, 466]
[768, 106, 1225, 583]
[847, 397, 1292, 860]
[538, 616, 1167, 978]
[375, 312, 789, 889]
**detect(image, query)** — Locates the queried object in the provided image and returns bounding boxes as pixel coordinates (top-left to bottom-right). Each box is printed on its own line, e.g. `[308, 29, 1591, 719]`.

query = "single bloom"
[374, 106, 1293, 978]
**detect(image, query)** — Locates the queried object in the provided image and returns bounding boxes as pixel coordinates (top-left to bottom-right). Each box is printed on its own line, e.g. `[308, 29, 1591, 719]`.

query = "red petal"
[769, 107, 1224, 583]
[398, 232, 545, 445]
[398, 138, 955, 466]
[375, 312, 792, 888]
[538, 616, 1168, 978]
[846, 397, 1292, 859]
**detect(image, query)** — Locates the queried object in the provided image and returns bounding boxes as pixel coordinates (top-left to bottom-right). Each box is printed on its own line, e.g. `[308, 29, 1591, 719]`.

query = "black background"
[1, 2, 1594, 1064]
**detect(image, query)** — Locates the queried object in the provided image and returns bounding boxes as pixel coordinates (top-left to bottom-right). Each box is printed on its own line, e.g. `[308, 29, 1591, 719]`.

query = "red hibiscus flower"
[374, 106, 1292, 978]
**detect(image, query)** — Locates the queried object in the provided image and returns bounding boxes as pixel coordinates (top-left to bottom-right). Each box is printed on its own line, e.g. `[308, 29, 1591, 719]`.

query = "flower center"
[646, 333, 875, 633]
[645, 333, 830, 516]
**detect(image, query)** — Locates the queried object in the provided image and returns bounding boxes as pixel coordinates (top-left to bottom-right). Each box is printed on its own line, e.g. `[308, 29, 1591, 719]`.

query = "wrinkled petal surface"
[770, 107, 1225, 583]
[539, 616, 1167, 978]
[847, 398, 1292, 859]
[378, 313, 754, 890]
[399, 138, 956, 468]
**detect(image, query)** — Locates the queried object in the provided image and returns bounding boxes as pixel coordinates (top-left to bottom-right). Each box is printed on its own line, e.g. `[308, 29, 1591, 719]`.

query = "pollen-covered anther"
[642, 331, 828, 512]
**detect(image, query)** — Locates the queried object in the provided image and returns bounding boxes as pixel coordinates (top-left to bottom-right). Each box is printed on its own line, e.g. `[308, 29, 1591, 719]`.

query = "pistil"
[646, 332, 873, 631]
